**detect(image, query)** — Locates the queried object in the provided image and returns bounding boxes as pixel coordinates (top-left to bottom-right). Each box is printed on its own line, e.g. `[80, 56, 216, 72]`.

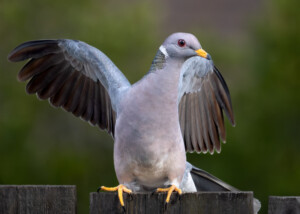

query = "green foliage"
[246, 0, 300, 212]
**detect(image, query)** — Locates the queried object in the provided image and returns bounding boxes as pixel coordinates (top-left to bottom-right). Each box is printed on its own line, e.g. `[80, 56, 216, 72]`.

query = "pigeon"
[8, 32, 237, 208]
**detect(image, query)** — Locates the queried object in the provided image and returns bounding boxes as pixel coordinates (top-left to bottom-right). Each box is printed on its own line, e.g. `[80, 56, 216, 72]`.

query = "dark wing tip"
[8, 40, 60, 62]
[213, 66, 235, 126]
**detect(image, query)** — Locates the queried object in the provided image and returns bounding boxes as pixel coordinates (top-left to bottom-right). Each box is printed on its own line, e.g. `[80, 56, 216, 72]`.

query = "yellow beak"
[195, 48, 208, 59]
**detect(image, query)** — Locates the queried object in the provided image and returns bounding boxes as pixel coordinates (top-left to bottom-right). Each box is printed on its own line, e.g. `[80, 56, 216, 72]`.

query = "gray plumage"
[7, 32, 253, 207]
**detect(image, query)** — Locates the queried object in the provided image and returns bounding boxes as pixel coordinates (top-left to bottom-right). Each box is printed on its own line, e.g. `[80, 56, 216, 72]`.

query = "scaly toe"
[99, 184, 132, 207]
[156, 185, 182, 203]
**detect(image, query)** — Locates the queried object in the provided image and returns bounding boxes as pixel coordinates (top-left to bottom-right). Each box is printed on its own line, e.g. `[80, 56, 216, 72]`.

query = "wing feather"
[81, 79, 95, 122]
[199, 88, 213, 153]
[190, 93, 201, 152]
[203, 79, 221, 153]
[184, 95, 193, 152]
[37, 64, 71, 99]
[8, 39, 131, 137]
[50, 70, 80, 107]
[91, 81, 101, 126]
[64, 74, 85, 112]
[178, 56, 235, 153]
[194, 94, 205, 152]
[73, 77, 90, 117]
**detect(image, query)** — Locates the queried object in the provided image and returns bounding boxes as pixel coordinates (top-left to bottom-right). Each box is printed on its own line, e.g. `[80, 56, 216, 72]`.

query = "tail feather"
[183, 162, 261, 213]
[190, 165, 239, 192]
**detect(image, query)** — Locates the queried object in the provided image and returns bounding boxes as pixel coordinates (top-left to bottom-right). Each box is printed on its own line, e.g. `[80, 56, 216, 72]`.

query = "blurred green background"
[0, 0, 299, 213]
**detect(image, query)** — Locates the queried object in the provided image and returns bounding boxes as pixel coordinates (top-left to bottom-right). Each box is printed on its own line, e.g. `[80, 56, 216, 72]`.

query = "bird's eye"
[178, 39, 186, 47]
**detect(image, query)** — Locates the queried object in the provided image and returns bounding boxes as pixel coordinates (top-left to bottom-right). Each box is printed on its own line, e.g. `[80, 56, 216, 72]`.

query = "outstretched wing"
[8, 39, 131, 137]
[178, 56, 235, 154]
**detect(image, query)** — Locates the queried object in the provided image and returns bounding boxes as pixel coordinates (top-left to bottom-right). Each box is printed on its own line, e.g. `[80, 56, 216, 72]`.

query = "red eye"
[178, 39, 186, 47]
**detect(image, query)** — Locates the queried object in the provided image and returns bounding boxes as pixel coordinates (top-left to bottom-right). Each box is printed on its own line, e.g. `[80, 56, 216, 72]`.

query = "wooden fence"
[0, 185, 299, 214]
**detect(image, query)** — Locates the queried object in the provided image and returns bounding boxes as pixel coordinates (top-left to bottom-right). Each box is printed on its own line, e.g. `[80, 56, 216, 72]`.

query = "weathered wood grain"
[90, 191, 254, 214]
[0, 185, 76, 214]
[268, 196, 300, 214]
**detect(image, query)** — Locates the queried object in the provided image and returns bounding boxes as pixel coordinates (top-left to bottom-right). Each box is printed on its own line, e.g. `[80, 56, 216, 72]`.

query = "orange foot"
[99, 184, 132, 207]
[156, 185, 182, 203]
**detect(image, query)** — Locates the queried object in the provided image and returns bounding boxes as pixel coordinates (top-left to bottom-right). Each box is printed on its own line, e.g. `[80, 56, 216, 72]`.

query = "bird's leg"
[99, 184, 132, 207]
[156, 184, 182, 203]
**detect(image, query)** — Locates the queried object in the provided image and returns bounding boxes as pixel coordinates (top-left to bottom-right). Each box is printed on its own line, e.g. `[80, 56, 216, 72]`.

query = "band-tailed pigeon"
[8, 32, 259, 211]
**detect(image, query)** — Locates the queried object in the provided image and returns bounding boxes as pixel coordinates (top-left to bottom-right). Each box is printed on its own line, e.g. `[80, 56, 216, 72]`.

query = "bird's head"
[160, 32, 211, 61]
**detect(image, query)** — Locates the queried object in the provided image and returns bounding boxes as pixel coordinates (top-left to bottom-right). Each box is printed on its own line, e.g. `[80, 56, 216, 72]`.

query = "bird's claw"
[122, 205, 126, 213]
[156, 184, 182, 204]
[129, 193, 133, 201]
[99, 184, 132, 207]
[151, 189, 157, 196]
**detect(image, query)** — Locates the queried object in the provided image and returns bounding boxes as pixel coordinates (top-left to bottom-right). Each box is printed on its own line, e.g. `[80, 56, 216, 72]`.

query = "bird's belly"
[114, 103, 186, 189]
[114, 133, 186, 190]
[127, 150, 183, 191]
[131, 157, 169, 189]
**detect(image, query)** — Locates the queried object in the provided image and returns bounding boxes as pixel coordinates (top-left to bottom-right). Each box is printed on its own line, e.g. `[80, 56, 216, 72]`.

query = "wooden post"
[268, 196, 300, 214]
[0, 185, 77, 214]
[90, 192, 254, 214]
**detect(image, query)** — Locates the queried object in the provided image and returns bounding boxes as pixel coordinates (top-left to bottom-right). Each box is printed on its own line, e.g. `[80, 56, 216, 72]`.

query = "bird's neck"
[148, 49, 167, 73]
[118, 53, 185, 137]
[149, 46, 185, 71]
[140, 55, 184, 110]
